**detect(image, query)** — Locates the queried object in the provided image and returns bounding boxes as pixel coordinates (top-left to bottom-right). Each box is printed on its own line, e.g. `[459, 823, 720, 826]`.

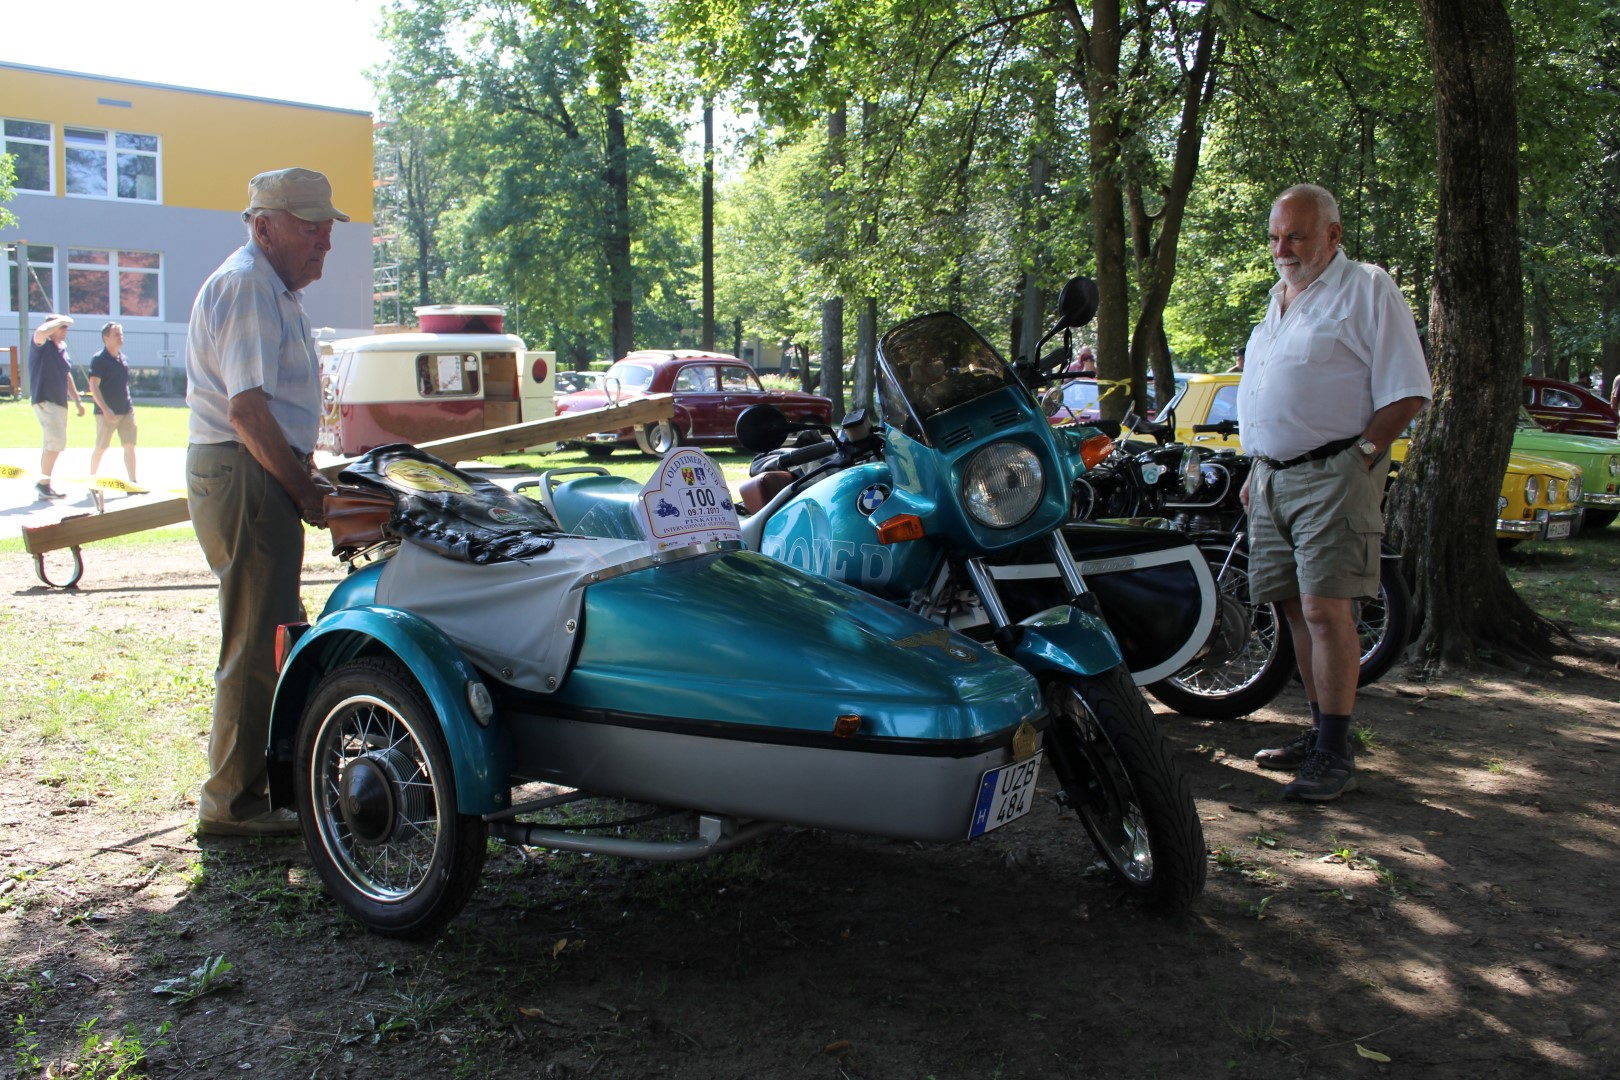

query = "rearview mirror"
[735, 404, 791, 453]
[1053, 276, 1099, 332]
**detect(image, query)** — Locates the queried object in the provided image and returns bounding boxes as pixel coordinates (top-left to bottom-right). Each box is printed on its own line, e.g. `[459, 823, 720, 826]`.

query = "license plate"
[968, 753, 1043, 838]
[1546, 519, 1572, 540]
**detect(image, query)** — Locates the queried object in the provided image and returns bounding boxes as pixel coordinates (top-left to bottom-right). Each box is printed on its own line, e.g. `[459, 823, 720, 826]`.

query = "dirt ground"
[1, 538, 1616, 1080]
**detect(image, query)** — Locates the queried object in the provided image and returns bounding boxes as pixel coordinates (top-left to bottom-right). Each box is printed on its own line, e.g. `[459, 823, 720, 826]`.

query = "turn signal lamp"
[876, 514, 926, 544]
[274, 622, 309, 674]
[1079, 435, 1114, 469]
[832, 715, 863, 738]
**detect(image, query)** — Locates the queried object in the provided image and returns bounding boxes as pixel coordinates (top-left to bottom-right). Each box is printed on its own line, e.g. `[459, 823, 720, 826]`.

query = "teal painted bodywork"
[555, 549, 1041, 741]
[1005, 603, 1125, 677]
[269, 565, 513, 815]
[754, 461, 939, 600]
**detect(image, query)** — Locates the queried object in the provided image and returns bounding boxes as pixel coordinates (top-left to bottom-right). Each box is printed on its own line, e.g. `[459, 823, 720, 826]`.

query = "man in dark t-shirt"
[29, 314, 85, 499]
[89, 321, 138, 483]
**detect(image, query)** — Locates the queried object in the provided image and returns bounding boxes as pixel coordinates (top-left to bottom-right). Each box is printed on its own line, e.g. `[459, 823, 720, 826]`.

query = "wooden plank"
[20, 396, 673, 556]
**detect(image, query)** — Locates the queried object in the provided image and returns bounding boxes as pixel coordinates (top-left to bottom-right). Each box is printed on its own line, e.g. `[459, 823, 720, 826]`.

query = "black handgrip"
[777, 439, 841, 468]
[1192, 420, 1240, 435]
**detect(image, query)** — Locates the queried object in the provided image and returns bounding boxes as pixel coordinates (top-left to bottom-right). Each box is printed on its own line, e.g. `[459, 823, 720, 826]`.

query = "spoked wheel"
[296, 657, 487, 939]
[1043, 667, 1206, 914]
[1147, 546, 1294, 719]
[1355, 555, 1412, 687]
[635, 420, 681, 456]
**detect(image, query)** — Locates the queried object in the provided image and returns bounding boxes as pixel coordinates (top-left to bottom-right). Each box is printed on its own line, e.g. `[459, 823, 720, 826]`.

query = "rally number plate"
[1546, 519, 1572, 540]
[967, 753, 1043, 838]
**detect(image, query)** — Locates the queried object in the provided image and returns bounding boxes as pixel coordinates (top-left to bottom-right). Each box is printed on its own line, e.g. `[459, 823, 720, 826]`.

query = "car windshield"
[1061, 380, 1100, 412]
[876, 313, 1021, 443]
[608, 363, 655, 391]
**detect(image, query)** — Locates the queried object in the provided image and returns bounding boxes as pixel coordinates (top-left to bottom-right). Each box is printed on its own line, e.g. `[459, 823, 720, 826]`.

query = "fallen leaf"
[822, 1040, 851, 1055]
[552, 938, 568, 958]
[1355, 1044, 1391, 1063]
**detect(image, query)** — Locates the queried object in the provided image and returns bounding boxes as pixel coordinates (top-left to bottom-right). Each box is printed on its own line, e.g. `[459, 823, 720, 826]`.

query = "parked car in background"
[555, 370, 602, 395]
[1522, 376, 1619, 438]
[1165, 373, 1585, 544]
[1504, 407, 1620, 528]
[554, 350, 834, 456]
[1047, 374, 1186, 426]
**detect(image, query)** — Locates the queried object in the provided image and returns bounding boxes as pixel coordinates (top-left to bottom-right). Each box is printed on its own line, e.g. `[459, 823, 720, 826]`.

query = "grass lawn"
[0, 397, 191, 449]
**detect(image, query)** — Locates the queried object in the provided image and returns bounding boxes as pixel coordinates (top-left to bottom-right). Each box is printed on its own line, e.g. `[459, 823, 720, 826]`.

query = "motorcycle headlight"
[962, 441, 1045, 528]
[1523, 475, 1539, 506]
[1180, 448, 1201, 494]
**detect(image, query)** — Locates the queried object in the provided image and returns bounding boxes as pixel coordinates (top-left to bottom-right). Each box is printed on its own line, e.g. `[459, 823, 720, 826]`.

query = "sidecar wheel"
[1044, 667, 1206, 914]
[1147, 546, 1293, 720]
[296, 657, 488, 939]
[1355, 557, 1411, 687]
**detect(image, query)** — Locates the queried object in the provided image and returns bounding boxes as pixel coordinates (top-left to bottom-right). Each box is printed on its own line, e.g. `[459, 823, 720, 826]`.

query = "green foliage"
[150, 955, 234, 1005]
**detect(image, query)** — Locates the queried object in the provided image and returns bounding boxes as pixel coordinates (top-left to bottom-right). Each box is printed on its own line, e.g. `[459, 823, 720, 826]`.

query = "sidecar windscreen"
[877, 313, 1020, 445]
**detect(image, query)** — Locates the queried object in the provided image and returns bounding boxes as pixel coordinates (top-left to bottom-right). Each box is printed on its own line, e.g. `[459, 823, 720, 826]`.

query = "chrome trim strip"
[569, 541, 746, 590]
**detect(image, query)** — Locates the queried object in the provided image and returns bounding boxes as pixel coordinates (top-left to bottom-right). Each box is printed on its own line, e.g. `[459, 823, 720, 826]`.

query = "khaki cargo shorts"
[33, 402, 69, 453]
[1248, 446, 1390, 604]
[94, 410, 137, 448]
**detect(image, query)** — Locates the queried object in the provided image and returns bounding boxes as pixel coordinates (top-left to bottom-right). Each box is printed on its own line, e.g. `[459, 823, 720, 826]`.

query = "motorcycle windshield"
[877, 313, 1022, 445]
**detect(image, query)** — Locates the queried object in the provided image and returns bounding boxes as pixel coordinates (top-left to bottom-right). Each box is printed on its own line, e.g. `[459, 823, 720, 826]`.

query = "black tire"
[1043, 667, 1206, 914]
[1583, 509, 1617, 530]
[1147, 546, 1294, 720]
[1355, 556, 1412, 687]
[582, 444, 615, 460]
[296, 657, 488, 939]
[635, 420, 680, 456]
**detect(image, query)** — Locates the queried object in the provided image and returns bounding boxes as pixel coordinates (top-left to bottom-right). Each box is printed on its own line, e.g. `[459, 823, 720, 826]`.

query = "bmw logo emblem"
[856, 485, 890, 515]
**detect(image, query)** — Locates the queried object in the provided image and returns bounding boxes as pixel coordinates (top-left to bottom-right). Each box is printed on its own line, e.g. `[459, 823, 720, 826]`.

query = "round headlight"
[1546, 478, 1559, 504]
[1179, 448, 1201, 494]
[1608, 456, 1619, 478]
[1524, 475, 1539, 506]
[1569, 475, 1583, 503]
[962, 441, 1045, 528]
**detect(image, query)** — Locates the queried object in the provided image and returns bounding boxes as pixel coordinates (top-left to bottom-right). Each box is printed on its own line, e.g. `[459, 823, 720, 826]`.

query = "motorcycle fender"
[267, 607, 512, 816]
[1006, 603, 1125, 678]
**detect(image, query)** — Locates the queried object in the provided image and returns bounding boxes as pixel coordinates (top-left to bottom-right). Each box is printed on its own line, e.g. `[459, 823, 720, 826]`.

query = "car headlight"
[1569, 475, 1583, 503]
[1524, 475, 1539, 506]
[1180, 448, 1201, 494]
[1547, 478, 1559, 505]
[962, 441, 1044, 528]
[1608, 456, 1619, 477]
[1498, 495, 1508, 515]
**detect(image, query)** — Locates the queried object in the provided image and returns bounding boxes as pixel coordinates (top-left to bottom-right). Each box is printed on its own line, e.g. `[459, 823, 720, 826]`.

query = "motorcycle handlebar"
[1192, 420, 1240, 436]
[777, 439, 842, 469]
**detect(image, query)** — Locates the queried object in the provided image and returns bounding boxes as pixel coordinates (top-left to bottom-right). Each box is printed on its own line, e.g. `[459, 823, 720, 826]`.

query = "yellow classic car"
[1164, 373, 1584, 543]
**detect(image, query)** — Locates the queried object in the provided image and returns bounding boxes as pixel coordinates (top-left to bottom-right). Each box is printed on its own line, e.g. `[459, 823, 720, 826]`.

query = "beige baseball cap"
[243, 167, 351, 223]
[37, 314, 74, 334]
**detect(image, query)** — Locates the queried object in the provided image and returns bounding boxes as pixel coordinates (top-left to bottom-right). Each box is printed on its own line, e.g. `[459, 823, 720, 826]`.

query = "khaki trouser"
[187, 443, 306, 824]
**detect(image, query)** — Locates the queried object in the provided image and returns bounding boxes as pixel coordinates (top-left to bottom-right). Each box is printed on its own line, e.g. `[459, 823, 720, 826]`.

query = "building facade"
[1, 62, 373, 395]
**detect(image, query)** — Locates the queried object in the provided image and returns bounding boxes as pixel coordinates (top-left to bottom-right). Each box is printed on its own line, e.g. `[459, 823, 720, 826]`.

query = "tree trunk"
[854, 298, 877, 417]
[1019, 65, 1054, 366]
[1082, 0, 1131, 423]
[1392, 0, 1561, 667]
[821, 107, 848, 419]
[701, 102, 716, 351]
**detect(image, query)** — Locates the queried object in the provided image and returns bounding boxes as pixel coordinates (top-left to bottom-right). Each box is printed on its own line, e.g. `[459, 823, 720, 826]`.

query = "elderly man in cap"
[185, 167, 347, 837]
[29, 313, 86, 499]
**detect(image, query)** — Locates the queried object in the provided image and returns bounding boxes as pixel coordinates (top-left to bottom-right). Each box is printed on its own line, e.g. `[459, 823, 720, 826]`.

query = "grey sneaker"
[1282, 749, 1358, 802]
[1255, 727, 1317, 770]
[197, 807, 300, 837]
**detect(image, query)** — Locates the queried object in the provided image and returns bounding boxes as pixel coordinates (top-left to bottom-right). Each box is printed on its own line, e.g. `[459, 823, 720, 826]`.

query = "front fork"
[963, 532, 1106, 655]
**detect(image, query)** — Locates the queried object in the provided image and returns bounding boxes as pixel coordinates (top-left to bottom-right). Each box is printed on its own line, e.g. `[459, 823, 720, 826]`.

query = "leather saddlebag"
[324, 486, 397, 552]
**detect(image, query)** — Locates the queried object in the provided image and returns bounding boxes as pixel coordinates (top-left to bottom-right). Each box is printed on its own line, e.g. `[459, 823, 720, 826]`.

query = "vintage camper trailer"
[317, 305, 556, 456]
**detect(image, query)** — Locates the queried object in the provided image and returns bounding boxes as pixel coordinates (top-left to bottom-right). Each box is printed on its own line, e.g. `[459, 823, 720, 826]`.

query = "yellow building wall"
[0, 65, 373, 223]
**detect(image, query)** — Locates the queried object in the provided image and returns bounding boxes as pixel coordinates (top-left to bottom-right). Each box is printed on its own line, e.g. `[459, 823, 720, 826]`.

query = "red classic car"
[554, 350, 834, 456]
[1523, 375, 1619, 438]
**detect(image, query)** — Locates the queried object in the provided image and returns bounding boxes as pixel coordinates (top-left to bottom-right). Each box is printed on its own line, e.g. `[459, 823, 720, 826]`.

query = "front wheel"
[1147, 545, 1294, 720]
[296, 657, 488, 939]
[1043, 667, 1206, 914]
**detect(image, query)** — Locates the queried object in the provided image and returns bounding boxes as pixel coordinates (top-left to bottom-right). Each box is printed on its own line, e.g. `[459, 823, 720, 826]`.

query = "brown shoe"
[197, 808, 300, 837]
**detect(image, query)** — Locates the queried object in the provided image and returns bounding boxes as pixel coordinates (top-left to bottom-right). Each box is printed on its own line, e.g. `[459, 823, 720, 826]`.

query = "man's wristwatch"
[1357, 437, 1379, 462]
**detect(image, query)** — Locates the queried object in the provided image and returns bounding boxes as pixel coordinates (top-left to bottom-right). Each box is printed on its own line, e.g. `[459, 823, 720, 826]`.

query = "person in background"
[89, 321, 138, 483]
[185, 167, 346, 837]
[29, 313, 85, 499]
[1238, 184, 1432, 801]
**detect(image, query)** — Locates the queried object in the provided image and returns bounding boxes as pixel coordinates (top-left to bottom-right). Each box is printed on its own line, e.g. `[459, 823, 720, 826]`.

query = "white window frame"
[63, 126, 162, 203]
[3, 243, 57, 315]
[65, 248, 164, 320]
[2, 117, 54, 194]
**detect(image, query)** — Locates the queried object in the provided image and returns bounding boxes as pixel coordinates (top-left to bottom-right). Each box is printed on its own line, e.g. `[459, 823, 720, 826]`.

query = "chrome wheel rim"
[1051, 683, 1153, 884]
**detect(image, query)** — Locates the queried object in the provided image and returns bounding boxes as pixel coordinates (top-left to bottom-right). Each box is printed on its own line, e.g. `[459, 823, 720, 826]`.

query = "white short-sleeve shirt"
[1237, 250, 1432, 462]
[184, 239, 321, 452]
